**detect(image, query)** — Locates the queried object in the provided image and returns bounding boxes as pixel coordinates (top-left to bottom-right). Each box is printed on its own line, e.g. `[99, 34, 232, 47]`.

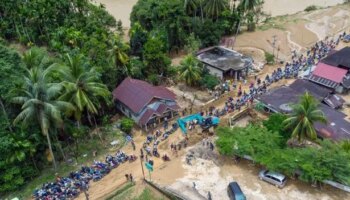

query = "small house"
[112, 78, 180, 130]
[196, 46, 253, 80]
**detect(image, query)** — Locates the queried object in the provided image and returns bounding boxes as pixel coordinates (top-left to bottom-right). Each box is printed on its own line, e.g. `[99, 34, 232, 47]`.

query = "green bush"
[263, 113, 290, 144]
[304, 5, 317, 12]
[147, 74, 160, 86]
[265, 52, 275, 64]
[120, 117, 134, 134]
[200, 74, 220, 90]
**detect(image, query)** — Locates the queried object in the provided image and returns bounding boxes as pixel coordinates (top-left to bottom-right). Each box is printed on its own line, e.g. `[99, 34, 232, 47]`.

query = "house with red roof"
[112, 78, 180, 130]
[308, 62, 347, 92]
[309, 47, 350, 93]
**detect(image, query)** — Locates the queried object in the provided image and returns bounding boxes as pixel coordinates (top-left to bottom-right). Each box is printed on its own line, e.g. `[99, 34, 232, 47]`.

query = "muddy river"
[95, 0, 345, 27]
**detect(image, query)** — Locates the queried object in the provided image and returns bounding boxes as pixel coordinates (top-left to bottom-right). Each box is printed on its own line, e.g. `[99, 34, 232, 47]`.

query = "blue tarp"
[177, 113, 219, 134]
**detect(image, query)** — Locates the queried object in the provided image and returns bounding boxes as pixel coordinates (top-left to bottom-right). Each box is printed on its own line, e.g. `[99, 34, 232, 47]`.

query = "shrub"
[200, 74, 220, 90]
[147, 74, 160, 86]
[120, 117, 134, 134]
[265, 52, 275, 64]
[304, 5, 317, 12]
[263, 113, 289, 144]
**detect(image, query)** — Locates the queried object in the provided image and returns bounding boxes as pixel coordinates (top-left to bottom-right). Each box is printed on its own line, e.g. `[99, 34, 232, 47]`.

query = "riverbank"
[231, 3, 350, 61]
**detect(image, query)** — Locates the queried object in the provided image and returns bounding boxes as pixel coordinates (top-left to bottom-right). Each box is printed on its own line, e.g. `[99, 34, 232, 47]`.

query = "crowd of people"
[33, 151, 134, 199]
[210, 32, 347, 116]
[141, 123, 179, 161]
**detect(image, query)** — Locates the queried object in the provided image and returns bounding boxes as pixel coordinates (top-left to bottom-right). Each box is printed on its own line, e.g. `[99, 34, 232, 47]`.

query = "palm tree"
[184, 0, 198, 16]
[57, 54, 111, 127]
[12, 65, 74, 170]
[239, 0, 262, 11]
[22, 47, 46, 69]
[109, 34, 130, 75]
[179, 55, 202, 86]
[238, 0, 263, 31]
[283, 92, 327, 144]
[203, 0, 228, 20]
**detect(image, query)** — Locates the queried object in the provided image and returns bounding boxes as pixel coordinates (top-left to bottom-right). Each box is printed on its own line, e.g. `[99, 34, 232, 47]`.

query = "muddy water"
[94, 0, 138, 28]
[263, 0, 345, 16]
[95, 0, 345, 28]
[169, 150, 350, 200]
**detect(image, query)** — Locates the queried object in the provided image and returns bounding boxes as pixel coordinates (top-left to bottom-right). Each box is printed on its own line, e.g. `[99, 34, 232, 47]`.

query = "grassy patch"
[106, 182, 135, 200]
[258, 17, 286, 31]
[133, 188, 166, 200]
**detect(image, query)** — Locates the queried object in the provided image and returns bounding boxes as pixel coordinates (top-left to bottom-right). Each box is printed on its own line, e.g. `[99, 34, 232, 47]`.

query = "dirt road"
[164, 145, 350, 200]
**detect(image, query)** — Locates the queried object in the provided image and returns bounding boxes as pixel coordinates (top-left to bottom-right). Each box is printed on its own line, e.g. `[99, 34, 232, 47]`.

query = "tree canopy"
[216, 121, 350, 186]
[283, 92, 327, 143]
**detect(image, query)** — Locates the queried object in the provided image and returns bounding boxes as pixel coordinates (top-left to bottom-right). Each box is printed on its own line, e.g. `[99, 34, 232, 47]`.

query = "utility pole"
[276, 46, 280, 63]
[140, 157, 145, 179]
[272, 35, 277, 57]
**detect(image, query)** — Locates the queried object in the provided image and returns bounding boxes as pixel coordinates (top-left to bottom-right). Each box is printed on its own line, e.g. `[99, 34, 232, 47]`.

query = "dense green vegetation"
[0, 0, 126, 89]
[0, 44, 113, 195]
[0, 0, 125, 194]
[217, 94, 350, 186]
[130, 0, 240, 52]
[216, 124, 350, 186]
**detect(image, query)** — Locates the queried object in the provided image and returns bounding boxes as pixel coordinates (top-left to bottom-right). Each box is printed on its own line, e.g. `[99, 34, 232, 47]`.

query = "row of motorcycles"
[33, 152, 135, 199]
[105, 151, 137, 169]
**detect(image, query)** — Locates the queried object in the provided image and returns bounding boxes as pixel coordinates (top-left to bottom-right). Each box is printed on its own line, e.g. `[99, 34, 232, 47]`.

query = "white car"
[259, 170, 287, 188]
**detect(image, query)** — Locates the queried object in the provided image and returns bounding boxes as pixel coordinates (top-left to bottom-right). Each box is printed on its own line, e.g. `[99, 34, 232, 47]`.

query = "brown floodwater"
[95, 0, 345, 28]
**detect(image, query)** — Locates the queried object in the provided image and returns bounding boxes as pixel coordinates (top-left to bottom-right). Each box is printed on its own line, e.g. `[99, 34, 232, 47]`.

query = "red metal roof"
[138, 109, 160, 125]
[156, 104, 180, 114]
[156, 104, 168, 114]
[112, 78, 176, 113]
[313, 63, 347, 83]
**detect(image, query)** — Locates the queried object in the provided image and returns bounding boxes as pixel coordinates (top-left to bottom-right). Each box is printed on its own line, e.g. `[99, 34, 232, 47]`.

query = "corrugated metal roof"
[138, 109, 160, 125]
[309, 74, 339, 89]
[313, 62, 347, 83]
[321, 47, 350, 69]
[112, 78, 176, 113]
[289, 79, 331, 100]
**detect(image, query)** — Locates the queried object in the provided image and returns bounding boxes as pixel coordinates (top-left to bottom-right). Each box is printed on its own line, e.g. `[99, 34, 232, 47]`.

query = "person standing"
[210, 142, 214, 151]
[80, 180, 89, 200]
[129, 173, 133, 183]
[131, 140, 136, 151]
[208, 191, 212, 200]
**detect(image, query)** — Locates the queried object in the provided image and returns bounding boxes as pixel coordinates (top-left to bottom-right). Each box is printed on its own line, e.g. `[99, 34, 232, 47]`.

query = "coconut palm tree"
[22, 47, 46, 69]
[283, 92, 327, 144]
[12, 65, 74, 170]
[238, 0, 263, 31]
[239, 0, 262, 11]
[203, 0, 228, 20]
[109, 34, 130, 75]
[179, 55, 202, 86]
[184, 0, 198, 16]
[56, 54, 111, 127]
